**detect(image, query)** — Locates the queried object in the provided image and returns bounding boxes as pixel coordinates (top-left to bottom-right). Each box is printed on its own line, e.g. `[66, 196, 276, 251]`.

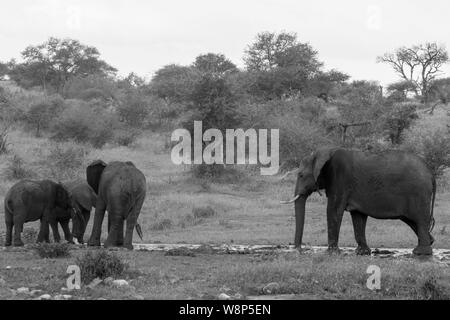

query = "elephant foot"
[355, 245, 371, 256]
[327, 246, 341, 255]
[123, 243, 134, 250]
[13, 240, 24, 247]
[87, 238, 101, 247]
[413, 245, 433, 256]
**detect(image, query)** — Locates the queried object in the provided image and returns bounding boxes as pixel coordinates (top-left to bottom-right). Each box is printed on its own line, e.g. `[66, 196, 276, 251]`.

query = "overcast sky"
[1, 0, 450, 86]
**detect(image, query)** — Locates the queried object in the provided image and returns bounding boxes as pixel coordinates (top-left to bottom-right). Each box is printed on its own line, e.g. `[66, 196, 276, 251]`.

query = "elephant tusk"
[280, 195, 300, 204]
[278, 168, 300, 181]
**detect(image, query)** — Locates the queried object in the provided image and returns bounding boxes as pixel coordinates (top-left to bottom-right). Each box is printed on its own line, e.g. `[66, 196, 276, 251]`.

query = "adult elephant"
[281, 147, 436, 256]
[4, 180, 73, 246]
[87, 160, 146, 250]
[53, 181, 97, 244]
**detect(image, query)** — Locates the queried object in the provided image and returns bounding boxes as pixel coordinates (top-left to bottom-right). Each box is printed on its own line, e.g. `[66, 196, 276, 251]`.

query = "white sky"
[1, 0, 450, 86]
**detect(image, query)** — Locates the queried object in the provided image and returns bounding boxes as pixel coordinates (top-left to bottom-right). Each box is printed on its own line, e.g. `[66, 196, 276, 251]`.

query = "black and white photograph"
[0, 0, 450, 307]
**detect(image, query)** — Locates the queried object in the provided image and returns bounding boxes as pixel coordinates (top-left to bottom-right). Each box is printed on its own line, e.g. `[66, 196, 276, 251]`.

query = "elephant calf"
[53, 181, 97, 244]
[4, 180, 73, 246]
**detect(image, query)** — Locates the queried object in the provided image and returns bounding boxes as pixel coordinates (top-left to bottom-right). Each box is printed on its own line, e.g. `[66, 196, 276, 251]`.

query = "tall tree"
[10, 37, 116, 92]
[377, 42, 449, 101]
[150, 64, 200, 104]
[243, 31, 323, 99]
[193, 53, 238, 76]
[244, 31, 322, 72]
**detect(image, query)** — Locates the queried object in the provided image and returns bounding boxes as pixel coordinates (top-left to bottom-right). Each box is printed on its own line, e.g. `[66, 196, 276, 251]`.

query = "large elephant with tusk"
[281, 147, 436, 256]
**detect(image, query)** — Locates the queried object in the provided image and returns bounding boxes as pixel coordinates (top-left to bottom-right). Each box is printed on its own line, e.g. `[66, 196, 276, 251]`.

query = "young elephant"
[4, 180, 73, 246]
[52, 181, 97, 244]
[87, 160, 146, 250]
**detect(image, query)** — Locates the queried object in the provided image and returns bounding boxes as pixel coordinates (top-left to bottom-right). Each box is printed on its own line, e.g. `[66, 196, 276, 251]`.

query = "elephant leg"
[37, 219, 50, 243]
[326, 197, 345, 253]
[124, 194, 145, 250]
[104, 214, 121, 248]
[350, 211, 371, 255]
[88, 201, 106, 247]
[79, 210, 91, 243]
[117, 219, 124, 247]
[413, 222, 433, 256]
[60, 220, 73, 243]
[13, 216, 25, 246]
[5, 219, 13, 247]
[50, 220, 61, 243]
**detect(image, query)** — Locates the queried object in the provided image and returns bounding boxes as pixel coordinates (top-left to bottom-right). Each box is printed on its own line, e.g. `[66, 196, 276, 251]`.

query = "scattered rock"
[263, 282, 280, 294]
[38, 294, 52, 300]
[5, 266, 11, 270]
[169, 276, 180, 284]
[97, 297, 107, 300]
[30, 289, 43, 296]
[132, 294, 144, 300]
[220, 285, 232, 293]
[87, 278, 102, 289]
[54, 294, 72, 300]
[165, 247, 196, 257]
[17, 287, 29, 294]
[218, 293, 232, 300]
[112, 279, 129, 287]
[103, 277, 114, 285]
[233, 293, 243, 300]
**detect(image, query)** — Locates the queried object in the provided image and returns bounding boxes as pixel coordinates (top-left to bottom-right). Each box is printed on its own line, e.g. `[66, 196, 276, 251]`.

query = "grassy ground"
[0, 247, 449, 300]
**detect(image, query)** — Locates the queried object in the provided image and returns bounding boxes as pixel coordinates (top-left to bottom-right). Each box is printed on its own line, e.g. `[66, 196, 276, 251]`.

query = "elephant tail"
[135, 223, 143, 241]
[429, 177, 436, 234]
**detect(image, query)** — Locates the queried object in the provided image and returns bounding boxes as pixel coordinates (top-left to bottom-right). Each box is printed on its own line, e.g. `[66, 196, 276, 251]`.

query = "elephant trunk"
[294, 196, 307, 248]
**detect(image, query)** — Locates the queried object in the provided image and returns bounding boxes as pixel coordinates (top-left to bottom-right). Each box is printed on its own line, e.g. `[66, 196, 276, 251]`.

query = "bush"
[4, 155, 35, 180]
[403, 128, 450, 179]
[117, 93, 150, 128]
[25, 95, 65, 136]
[150, 218, 173, 231]
[51, 99, 117, 148]
[76, 250, 127, 284]
[114, 128, 139, 147]
[46, 142, 87, 180]
[192, 206, 216, 219]
[383, 102, 419, 145]
[33, 242, 70, 258]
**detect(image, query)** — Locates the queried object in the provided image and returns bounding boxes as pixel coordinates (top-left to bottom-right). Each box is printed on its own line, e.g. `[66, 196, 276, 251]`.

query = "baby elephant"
[53, 181, 97, 244]
[4, 179, 73, 246]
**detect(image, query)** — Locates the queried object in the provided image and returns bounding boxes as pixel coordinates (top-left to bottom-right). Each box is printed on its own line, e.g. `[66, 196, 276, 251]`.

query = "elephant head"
[87, 160, 107, 194]
[55, 183, 72, 211]
[281, 147, 337, 248]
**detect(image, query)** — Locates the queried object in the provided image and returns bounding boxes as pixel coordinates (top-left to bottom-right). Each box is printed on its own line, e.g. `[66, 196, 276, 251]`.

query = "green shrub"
[114, 129, 139, 147]
[150, 218, 173, 231]
[0, 126, 11, 154]
[33, 242, 70, 258]
[192, 206, 216, 219]
[46, 142, 87, 180]
[403, 127, 450, 179]
[76, 250, 127, 284]
[117, 93, 150, 128]
[4, 155, 35, 180]
[25, 95, 65, 136]
[51, 99, 117, 148]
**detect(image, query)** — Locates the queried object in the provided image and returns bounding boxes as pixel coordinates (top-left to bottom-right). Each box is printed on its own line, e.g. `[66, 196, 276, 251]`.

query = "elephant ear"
[87, 160, 107, 194]
[312, 148, 337, 182]
[55, 182, 71, 209]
